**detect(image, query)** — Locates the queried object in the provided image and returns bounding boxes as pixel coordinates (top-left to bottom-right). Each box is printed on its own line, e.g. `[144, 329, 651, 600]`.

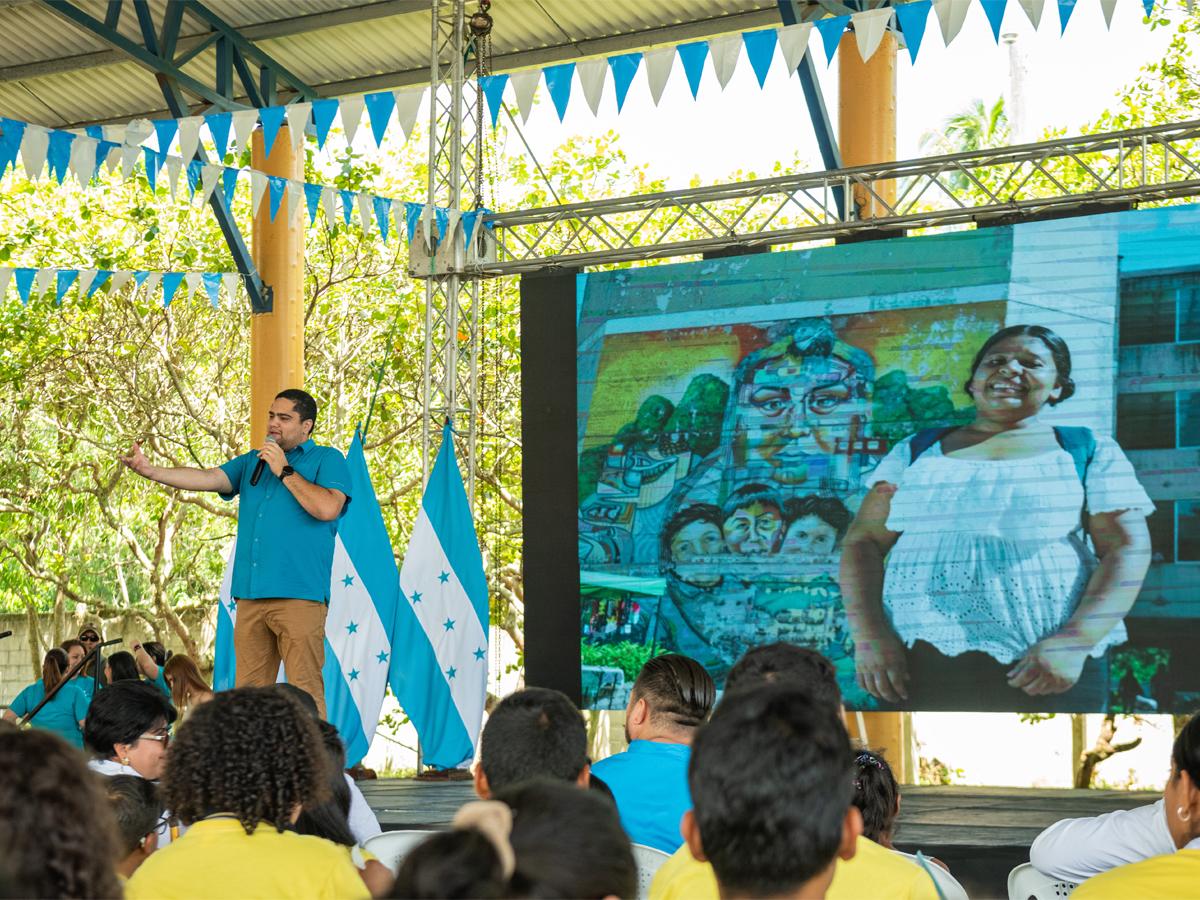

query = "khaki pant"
[234, 598, 327, 719]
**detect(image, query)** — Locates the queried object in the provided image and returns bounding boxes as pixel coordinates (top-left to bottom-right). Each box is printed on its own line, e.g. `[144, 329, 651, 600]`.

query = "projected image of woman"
[839, 325, 1154, 711]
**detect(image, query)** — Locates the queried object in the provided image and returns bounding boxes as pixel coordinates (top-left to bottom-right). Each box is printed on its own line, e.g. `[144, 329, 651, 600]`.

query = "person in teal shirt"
[3, 648, 90, 747]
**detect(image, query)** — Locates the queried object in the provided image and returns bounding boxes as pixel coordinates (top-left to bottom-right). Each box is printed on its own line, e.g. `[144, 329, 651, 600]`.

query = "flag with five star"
[390, 421, 488, 770]
[213, 429, 400, 766]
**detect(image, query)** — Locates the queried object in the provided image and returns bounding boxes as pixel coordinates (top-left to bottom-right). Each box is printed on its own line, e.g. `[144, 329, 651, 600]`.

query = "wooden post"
[839, 29, 912, 782]
[250, 125, 305, 446]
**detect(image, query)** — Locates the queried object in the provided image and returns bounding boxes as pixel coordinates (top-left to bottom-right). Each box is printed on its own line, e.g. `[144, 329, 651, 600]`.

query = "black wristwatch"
[280, 465, 295, 480]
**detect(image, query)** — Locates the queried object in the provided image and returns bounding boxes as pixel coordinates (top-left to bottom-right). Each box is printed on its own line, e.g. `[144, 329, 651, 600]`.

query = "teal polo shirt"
[219, 439, 351, 603]
[590, 740, 693, 853]
[10, 680, 89, 748]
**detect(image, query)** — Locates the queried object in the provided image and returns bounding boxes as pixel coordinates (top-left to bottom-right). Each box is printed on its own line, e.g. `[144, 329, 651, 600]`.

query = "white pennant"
[185, 272, 203, 304]
[101, 124, 125, 145]
[200, 164, 221, 203]
[222, 272, 240, 301]
[1099, 0, 1118, 27]
[76, 268, 97, 299]
[393, 87, 424, 140]
[104, 143, 122, 174]
[575, 58, 608, 116]
[121, 143, 141, 179]
[0, 268, 13, 300]
[709, 34, 743, 90]
[1015, 0, 1045, 26]
[110, 271, 133, 293]
[644, 46, 676, 106]
[393, 200, 407, 242]
[509, 70, 541, 123]
[778, 23, 814, 74]
[853, 8, 893, 62]
[34, 268, 53, 299]
[250, 170, 268, 215]
[356, 192, 374, 234]
[164, 155, 183, 201]
[143, 272, 162, 303]
[177, 116, 202, 161]
[339, 95, 365, 147]
[287, 101, 311, 148]
[124, 119, 153, 146]
[231, 109, 259, 157]
[21, 125, 49, 179]
[69, 135, 98, 186]
[287, 179, 304, 224]
[321, 186, 338, 229]
[932, 0, 972, 44]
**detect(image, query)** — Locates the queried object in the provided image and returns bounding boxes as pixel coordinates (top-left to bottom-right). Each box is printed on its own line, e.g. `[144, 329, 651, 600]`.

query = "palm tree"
[920, 96, 1010, 156]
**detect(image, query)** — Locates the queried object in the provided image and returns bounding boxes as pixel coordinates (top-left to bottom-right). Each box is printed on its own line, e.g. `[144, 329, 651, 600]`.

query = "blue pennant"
[205, 112, 232, 160]
[143, 148, 161, 192]
[1057, 0, 1078, 32]
[0, 119, 26, 176]
[222, 167, 239, 207]
[742, 29, 777, 88]
[980, 0, 1008, 41]
[311, 98, 339, 148]
[304, 182, 323, 224]
[461, 209, 480, 249]
[372, 195, 392, 242]
[54, 270, 77, 305]
[13, 268, 35, 306]
[543, 63, 576, 121]
[434, 206, 449, 240]
[94, 140, 120, 180]
[405, 202, 423, 242]
[258, 105, 287, 158]
[677, 42, 709, 99]
[152, 118, 178, 154]
[134, 271, 150, 288]
[815, 15, 850, 65]
[363, 91, 395, 146]
[87, 270, 112, 298]
[267, 175, 287, 220]
[340, 189, 355, 225]
[84, 125, 103, 141]
[607, 53, 642, 113]
[161, 272, 184, 307]
[201, 272, 222, 308]
[1142, 0, 1155, 15]
[895, 0, 932, 63]
[46, 130, 75, 183]
[186, 159, 203, 197]
[479, 74, 509, 128]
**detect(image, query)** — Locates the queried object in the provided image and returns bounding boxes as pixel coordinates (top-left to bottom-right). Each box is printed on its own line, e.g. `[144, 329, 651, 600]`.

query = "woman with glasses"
[2, 647, 90, 747]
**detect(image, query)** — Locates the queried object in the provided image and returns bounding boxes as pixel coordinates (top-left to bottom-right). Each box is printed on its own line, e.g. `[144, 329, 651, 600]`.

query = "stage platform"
[358, 779, 1156, 898]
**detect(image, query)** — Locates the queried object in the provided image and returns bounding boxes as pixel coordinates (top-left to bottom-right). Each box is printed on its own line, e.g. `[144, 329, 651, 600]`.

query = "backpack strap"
[1052, 426, 1096, 494]
[908, 427, 957, 465]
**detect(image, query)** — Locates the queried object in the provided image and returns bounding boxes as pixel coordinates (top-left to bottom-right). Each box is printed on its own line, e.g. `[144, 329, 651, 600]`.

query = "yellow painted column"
[250, 125, 305, 446]
[838, 29, 912, 782]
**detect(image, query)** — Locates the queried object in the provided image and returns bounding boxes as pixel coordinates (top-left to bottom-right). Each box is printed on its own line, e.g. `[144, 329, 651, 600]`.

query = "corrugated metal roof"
[0, 0, 784, 127]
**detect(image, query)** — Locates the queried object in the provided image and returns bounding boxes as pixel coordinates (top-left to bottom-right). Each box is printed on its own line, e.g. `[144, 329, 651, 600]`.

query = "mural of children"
[721, 484, 785, 555]
[780, 496, 852, 559]
[661, 503, 726, 588]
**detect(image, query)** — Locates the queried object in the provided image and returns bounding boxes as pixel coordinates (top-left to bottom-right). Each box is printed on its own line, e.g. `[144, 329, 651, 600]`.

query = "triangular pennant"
[304, 182, 323, 225]
[46, 130, 74, 183]
[222, 272, 240, 301]
[607, 53, 641, 113]
[222, 167, 239, 207]
[480, 74, 509, 128]
[1099, 0, 1118, 25]
[121, 143, 141, 179]
[340, 189, 356, 226]
[363, 91, 395, 146]
[461, 209, 480, 249]
[84, 125, 102, 140]
[980, 0, 1008, 40]
[644, 46, 676, 106]
[576, 59, 607, 116]
[268, 175, 287, 220]
[124, 119, 153, 145]
[321, 187, 338, 229]
[894, 0, 932, 63]
[356, 192, 374, 234]
[258, 105, 287, 158]
[231, 109, 259, 157]
[133, 271, 150, 288]
[339, 95, 365, 147]
[0, 267, 13, 302]
[20, 125, 49, 179]
[742, 29, 777, 88]
[405, 202, 423, 242]
[143, 148, 160, 192]
[68, 134, 97, 186]
[932, 0, 971, 44]
[286, 101, 311, 148]
[0, 119, 26, 176]
[543, 62, 576, 121]
[186, 159, 203, 198]
[200, 164, 220, 203]
[393, 87, 424, 139]
[96, 140, 121, 178]
[778, 22, 814, 74]
[76, 268, 97, 299]
[509, 70, 540, 123]
[152, 118, 178, 155]
[393, 201, 407, 245]
[709, 34, 742, 90]
[109, 271, 132, 294]
[311, 98, 339, 148]
[14, 268, 35, 305]
[205, 111, 232, 160]
[434, 206, 450, 241]
[853, 7, 894, 61]
[54, 269, 77, 305]
[201, 272, 222, 308]
[87, 270, 112, 298]
[814, 15, 849, 64]
[1141, 0, 1154, 15]
[165, 155, 183, 201]
[287, 179, 304, 224]
[177, 116, 202, 161]
[373, 195, 392, 242]
[185, 272, 203, 304]
[1057, 0, 1078, 32]
[676, 42, 708, 98]
[250, 170, 268, 215]
[162, 272, 184, 307]
[34, 268, 53, 300]
[142, 272, 162, 304]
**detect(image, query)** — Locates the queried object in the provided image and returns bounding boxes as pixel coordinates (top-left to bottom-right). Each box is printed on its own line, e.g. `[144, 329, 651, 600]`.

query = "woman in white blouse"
[839, 325, 1153, 710]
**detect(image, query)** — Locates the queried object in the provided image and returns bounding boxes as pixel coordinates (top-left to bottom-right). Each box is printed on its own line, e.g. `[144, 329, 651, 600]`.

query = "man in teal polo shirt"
[119, 389, 350, 717]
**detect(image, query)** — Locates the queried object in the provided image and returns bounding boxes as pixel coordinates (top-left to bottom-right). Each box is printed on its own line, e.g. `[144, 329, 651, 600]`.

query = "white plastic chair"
[364, 829, 439, 874]
[631, 843, 672, 900]
[1007, 863, 1078, 900]
[895, 850, 970, 900]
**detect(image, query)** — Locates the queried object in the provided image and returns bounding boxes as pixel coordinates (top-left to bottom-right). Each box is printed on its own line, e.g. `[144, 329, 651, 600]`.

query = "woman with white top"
[840, 324, 1153, 711]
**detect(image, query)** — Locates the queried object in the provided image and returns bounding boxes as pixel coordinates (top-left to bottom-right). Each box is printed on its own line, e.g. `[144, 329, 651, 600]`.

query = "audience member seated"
[125, 686, 367, 899]
[60, 638, 95, 703]
[0, 726, 123, 898]
[591, 653, 715, 853]
[650, 643, 937, 900]
[106, 774, 164, 881]
[85, 680, 176, 780]
[474, 687, 589, 798]
[295, 720, 395, 897]
[682, 684, 859, 899]
[106, 649, 143, 683]
[2, 647, 89, 747]
[1048, 712, 1200, 898]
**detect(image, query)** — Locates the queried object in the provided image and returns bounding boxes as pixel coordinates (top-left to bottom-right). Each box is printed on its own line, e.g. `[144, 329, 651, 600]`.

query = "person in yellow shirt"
[125, 686, 367, 900]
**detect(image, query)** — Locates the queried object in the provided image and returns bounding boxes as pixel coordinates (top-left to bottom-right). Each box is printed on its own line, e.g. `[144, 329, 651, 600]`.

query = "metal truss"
[476, 118, 1200, 275]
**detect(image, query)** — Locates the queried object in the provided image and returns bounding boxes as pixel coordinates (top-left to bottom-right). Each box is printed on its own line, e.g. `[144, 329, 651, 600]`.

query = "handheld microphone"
[250, 435, 277, 487]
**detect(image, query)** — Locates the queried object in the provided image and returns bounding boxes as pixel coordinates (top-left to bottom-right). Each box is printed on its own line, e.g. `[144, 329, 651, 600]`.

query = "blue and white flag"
[213, 430, 400, 766]
[390, 422, 488, 770]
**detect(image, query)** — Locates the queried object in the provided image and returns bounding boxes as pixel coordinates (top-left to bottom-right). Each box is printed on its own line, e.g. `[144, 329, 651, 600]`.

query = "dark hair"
[84, 680, 177, 758]
[106, 650, 141, 682]
[479, 688, 587, 791]
[276, 388, 318, 431]
[392, 830, 507, 899]
[164, 687, 330, 834]
[852, 749, 899, 846]
[689, 684, 854, 896]
[105, 775, 163, 856]
[660, 503, 723, 564]
[783, 495, 852, 540]
[725, 642, 843, 713]
[41, 647, 68, 694]
[274, 682, 320, 719]
[721, 482, 783, 522]
[496, 779, 637, 900]
[965, 324, 1075, 406]
[631, 654, 716, 731]
[143, 641, 171, 667]
[0, 728, 123, 899]
[293, 720, 356, 847]
[1171, 712, 1200, 785]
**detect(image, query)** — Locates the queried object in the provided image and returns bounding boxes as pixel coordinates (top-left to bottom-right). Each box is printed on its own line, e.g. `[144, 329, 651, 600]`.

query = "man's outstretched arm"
[119, 441, 233, 494]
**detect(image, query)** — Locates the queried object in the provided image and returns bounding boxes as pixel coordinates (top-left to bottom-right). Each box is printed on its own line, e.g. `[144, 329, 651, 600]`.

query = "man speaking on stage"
[119, 389, 350, 717]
